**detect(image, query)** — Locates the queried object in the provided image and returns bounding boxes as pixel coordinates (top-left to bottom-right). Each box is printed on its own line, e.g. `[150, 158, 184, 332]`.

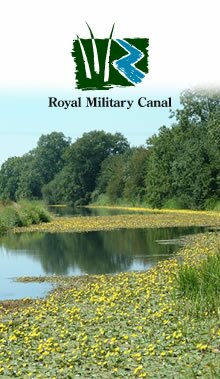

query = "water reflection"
[48, 206, 157, 217]
[0, 227, 204, 276]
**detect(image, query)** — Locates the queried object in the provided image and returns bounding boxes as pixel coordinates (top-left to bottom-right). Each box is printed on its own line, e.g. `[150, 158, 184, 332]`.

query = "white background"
[1, 0, 220, 91]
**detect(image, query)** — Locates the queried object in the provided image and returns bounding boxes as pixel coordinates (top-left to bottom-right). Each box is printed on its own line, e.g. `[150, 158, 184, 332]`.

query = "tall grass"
[162, 198, 185, 210]
[176, 253, 220, 313]
[204, 198, 220, 211]
[213, 201, 220, 211]
[91, 193, 151, 208]
[0, 201, 51, 233]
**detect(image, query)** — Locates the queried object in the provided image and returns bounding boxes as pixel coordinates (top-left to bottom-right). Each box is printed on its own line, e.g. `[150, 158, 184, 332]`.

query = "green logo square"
[72, 24, 149, 90]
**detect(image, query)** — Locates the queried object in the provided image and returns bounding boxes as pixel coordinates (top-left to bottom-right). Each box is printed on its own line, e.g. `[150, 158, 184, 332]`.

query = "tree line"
[0, 89, 219, 210]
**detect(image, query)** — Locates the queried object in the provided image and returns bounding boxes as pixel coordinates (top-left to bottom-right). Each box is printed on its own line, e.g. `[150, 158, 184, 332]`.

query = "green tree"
[0, 157, 23, 200]
[123, 147, 148, 204]
[0, 132, 71, 201]
[34, 132, 71, 185]
[105, 155, 127, 203]
[145, 126, 176, 208]
[64, 130, 129, 204]
[15, 152, 40, 199]
[42, 166, 76, 205]
[17, 132, 70, 200]
[145, 89, 220, 209]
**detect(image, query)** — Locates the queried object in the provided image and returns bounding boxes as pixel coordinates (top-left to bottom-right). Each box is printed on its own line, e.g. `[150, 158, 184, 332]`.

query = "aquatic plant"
[0, 233, 220, 377]
[13, 207, 220, 234]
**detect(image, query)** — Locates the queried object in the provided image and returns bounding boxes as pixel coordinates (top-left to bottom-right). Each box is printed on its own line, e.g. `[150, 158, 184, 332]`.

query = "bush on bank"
[0, 201, 51, 233]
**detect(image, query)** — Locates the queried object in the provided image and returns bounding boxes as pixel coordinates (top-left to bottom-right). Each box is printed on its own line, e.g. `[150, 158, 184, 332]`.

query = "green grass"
[91, 194, 151, 208]
[214, 201, 220, 211]
[0, 201, 51, 233]
[91, 193, 111, 206]
[162, 198, 185, 210]
[176, 253, 220, 313]
[93, 194, 220, 211]
[205, 198, 220, 211]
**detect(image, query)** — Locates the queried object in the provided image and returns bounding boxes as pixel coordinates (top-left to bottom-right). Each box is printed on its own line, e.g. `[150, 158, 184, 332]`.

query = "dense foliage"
[0, 201, 50, 233]
[0, 89, 219, 209]
[0, 132, 70, 201]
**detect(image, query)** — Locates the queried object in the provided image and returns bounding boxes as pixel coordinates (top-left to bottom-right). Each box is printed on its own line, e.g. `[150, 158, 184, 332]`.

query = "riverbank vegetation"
[176, 252, 220, 313]
[0, 232, 220, 378]
[12, 208, 220, 234]
[0, 89, 219, 210]
[0, 201, 50, 233]
[0, 88, 219, 377]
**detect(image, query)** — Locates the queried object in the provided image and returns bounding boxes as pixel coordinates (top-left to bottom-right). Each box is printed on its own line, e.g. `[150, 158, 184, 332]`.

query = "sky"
[0, 0, 220, 166]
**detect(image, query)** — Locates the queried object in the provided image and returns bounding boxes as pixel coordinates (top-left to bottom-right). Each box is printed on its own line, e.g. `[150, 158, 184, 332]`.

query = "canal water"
[0, 207, 206, 300]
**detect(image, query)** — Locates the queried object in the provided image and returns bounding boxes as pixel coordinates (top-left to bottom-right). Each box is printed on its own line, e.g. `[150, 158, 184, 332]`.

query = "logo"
[72, 24, 149, 91]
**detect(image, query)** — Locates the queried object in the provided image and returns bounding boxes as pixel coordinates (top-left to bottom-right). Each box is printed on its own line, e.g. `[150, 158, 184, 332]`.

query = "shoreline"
[0, 232, 220, 377]
[12, 208, 220, 234]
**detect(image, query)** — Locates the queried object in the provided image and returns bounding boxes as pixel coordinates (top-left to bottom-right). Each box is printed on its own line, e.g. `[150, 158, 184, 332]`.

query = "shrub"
[0, 207, 21, 228]
[17, 207, 35, 226]
[34, 204, 51, 223]
[0, 201, 51, 233]
[0, 219, 8, 233]
[17, 201, 51, 225]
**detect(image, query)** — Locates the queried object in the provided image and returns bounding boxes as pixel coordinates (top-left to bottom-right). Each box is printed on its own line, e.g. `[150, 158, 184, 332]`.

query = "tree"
[98, 154, 128, 203]
[15, 151, 40, 199]
[145, 127, 177, 208]
[145, 89, 220, 209]
[64, 130, 129, 204]
[34, 132, 71, 185]
[0, 132, 71, 201]
[0, 157, 23, 200]
[123, 147, 148, 204]
[175, 88, 220, 127]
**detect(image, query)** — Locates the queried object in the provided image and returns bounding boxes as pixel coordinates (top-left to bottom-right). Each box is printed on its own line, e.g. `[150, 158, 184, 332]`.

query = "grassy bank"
[0, 233, 220, 378]
[92, 195, 220, 212]
[0, 201, 51, 233]
[12, 206, 220, 234]
[87, 204, 220, 215]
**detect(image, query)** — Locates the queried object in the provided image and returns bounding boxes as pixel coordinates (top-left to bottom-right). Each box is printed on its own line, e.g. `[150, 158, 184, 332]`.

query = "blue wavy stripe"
[114, 39, 145, 84]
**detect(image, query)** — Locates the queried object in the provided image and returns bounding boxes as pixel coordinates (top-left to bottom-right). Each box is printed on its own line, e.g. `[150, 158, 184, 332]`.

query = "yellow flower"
[196, 343, 208, 351]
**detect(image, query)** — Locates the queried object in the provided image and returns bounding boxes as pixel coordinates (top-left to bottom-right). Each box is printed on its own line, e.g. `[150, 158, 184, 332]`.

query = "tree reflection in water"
[0, 226, 204, 275]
